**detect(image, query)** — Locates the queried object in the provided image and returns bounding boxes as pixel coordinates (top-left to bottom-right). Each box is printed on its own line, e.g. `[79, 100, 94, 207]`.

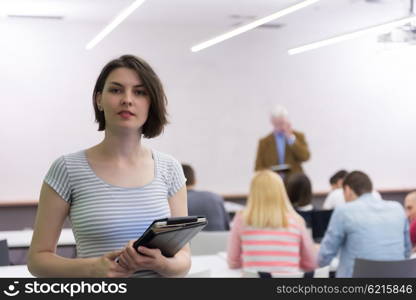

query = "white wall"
[1, 17, 416, 202]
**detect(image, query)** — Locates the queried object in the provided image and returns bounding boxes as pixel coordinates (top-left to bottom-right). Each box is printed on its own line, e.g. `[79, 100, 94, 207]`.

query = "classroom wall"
[1, 14, 416, 202]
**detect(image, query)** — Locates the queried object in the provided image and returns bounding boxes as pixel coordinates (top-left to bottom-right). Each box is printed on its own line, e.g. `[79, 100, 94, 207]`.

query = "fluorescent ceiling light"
[86, 0, 146, 50]
[0, 1, 62, 17]
[191, 0, 320, 52]
[288, 15, 416, 55]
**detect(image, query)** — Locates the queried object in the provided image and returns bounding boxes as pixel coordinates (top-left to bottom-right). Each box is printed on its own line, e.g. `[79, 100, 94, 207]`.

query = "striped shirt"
[227, 212, 317, 273]
[44, 149, 186, 277]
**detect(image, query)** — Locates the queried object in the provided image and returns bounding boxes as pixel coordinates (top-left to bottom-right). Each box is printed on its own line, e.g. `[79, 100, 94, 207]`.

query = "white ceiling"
[0, 0, 411, 26]
[0, 0, 413, 49]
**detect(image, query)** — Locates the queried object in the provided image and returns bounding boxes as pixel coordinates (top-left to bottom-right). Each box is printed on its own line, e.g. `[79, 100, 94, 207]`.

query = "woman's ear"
[96, 93, 103, 111]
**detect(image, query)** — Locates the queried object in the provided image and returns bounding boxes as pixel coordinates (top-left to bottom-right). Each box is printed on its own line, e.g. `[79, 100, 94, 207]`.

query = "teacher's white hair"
[271, 105, 289, 118]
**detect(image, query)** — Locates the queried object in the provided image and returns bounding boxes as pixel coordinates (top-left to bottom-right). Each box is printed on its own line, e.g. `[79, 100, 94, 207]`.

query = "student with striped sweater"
[28, 55, 190, 278]
[227, 170, 317, 274]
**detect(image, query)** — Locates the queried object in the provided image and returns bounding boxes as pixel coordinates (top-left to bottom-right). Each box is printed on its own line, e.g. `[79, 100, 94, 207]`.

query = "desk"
[0, 254, 239, 278]
[0, 229, 76, 265]
[0, 229, 75, 248]
[0, 253, 339, 278]
[224, 201, 244, 213]
[0, 265, 33, 278]
[189, 253, 338, 277]
[189, 254, 241, 277]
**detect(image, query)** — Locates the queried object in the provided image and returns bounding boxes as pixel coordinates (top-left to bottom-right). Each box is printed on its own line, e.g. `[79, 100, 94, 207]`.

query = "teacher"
[254, 105, 310, 178]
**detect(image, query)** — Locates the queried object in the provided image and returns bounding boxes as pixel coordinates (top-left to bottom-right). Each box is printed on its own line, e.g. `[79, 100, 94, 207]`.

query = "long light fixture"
[86, 0, 146, 50]
[0, 1, 62, 18]
[288, 15, 416, 55]
[191, 0, 320, 53]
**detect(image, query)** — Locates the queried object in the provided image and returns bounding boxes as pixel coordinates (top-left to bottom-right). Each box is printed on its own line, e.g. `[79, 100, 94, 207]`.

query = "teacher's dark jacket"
[254, 130, 310, 176]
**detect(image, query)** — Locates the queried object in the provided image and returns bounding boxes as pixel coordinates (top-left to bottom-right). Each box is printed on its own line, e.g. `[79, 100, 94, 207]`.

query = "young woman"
[227, 170, 317, 274]
[28, 55, 190, 277]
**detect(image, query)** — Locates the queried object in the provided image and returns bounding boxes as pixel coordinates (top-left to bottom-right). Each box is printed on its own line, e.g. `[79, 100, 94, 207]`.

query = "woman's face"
[97, 67, 150, 133]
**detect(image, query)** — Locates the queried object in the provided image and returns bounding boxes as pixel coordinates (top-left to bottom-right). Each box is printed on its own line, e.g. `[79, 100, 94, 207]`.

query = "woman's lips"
[119, 111, 134, 119]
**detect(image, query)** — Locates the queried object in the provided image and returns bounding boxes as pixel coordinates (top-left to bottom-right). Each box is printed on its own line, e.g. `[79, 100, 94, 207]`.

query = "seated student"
[318, 171, 411, 277]
[404, 191, 416, 222]
[286, 173, 314, 212]
[182, 164, 230, 231]
[323, 170, 382, 210]
[322, 170, 348, 210]
[410, 219, 416, 251]
[227, 170, 317, 273]
[404, 191, 416, 249]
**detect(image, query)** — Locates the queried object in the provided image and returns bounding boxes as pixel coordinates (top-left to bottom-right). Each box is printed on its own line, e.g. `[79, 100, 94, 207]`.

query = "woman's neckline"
[81, 148, 158, 189]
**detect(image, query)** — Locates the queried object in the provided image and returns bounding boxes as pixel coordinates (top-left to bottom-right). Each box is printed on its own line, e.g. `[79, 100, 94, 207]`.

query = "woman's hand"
[117, 240, 168, 275]
[92, 250, 134, 278]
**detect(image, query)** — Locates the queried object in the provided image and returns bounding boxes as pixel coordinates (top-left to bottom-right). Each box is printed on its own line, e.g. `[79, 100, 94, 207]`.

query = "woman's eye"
[109, 88, 121, 93]
[135, 90, 147, 96]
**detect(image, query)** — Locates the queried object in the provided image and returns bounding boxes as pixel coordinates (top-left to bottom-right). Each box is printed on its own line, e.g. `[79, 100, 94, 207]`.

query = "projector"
[378, 22, 416, 44]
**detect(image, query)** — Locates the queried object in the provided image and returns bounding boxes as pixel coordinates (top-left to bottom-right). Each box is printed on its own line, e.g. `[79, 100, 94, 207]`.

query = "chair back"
[243, 266, 330, 278]
[352, 258, 416, 278]
[0, 239, 10, 266]
[190, 231, 229, 255]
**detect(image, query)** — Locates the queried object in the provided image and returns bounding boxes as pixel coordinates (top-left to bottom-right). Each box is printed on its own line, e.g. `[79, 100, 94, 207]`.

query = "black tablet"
[133, 216, 208, 257]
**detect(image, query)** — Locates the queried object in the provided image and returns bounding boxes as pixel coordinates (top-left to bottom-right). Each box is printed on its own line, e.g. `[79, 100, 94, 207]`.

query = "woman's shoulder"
[152, 149, 177, 162]
[151, 149, 184, 184]
[53, 150, 85, 163]
[152, 149, 181, 170]
[47, 150, 86, 172]
[230, 211, 245, 230]
[234, 210, 244, 220]
[287, 213, 307, 229]
[63, 150, 86, 160]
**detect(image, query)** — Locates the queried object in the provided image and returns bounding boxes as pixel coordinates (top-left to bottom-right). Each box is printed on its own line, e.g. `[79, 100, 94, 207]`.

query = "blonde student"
[227, 170, 317, 273]
[28, 55, 190, 278]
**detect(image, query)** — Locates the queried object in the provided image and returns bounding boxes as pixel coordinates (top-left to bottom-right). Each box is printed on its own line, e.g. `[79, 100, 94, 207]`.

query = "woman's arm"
[160, 185, 191, 277]
[118, 185, 191, 277]
[254, 140, 266, 171]
[299, 223, 318, 271]
[227, 212, 243, 269]
[28, 183, 132, 277]
[288, 132, 310, 162]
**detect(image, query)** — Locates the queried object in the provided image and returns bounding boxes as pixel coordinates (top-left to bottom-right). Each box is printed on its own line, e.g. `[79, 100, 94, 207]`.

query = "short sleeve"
[167, 157, 186, 198]
[44, 156, 72, 203]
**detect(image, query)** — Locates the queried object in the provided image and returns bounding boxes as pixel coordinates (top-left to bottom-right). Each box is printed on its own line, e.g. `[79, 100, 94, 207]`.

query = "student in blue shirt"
[318, 171, 411, 277]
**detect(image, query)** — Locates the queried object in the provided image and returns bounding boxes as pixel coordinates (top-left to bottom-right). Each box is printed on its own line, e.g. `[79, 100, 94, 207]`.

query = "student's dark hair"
[342, 171, 373, 196]
[92, 54, 168, 138]
[329, 169, 348, 185]
[286, 173, 312, 208]
[182, 164, 195, 186]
